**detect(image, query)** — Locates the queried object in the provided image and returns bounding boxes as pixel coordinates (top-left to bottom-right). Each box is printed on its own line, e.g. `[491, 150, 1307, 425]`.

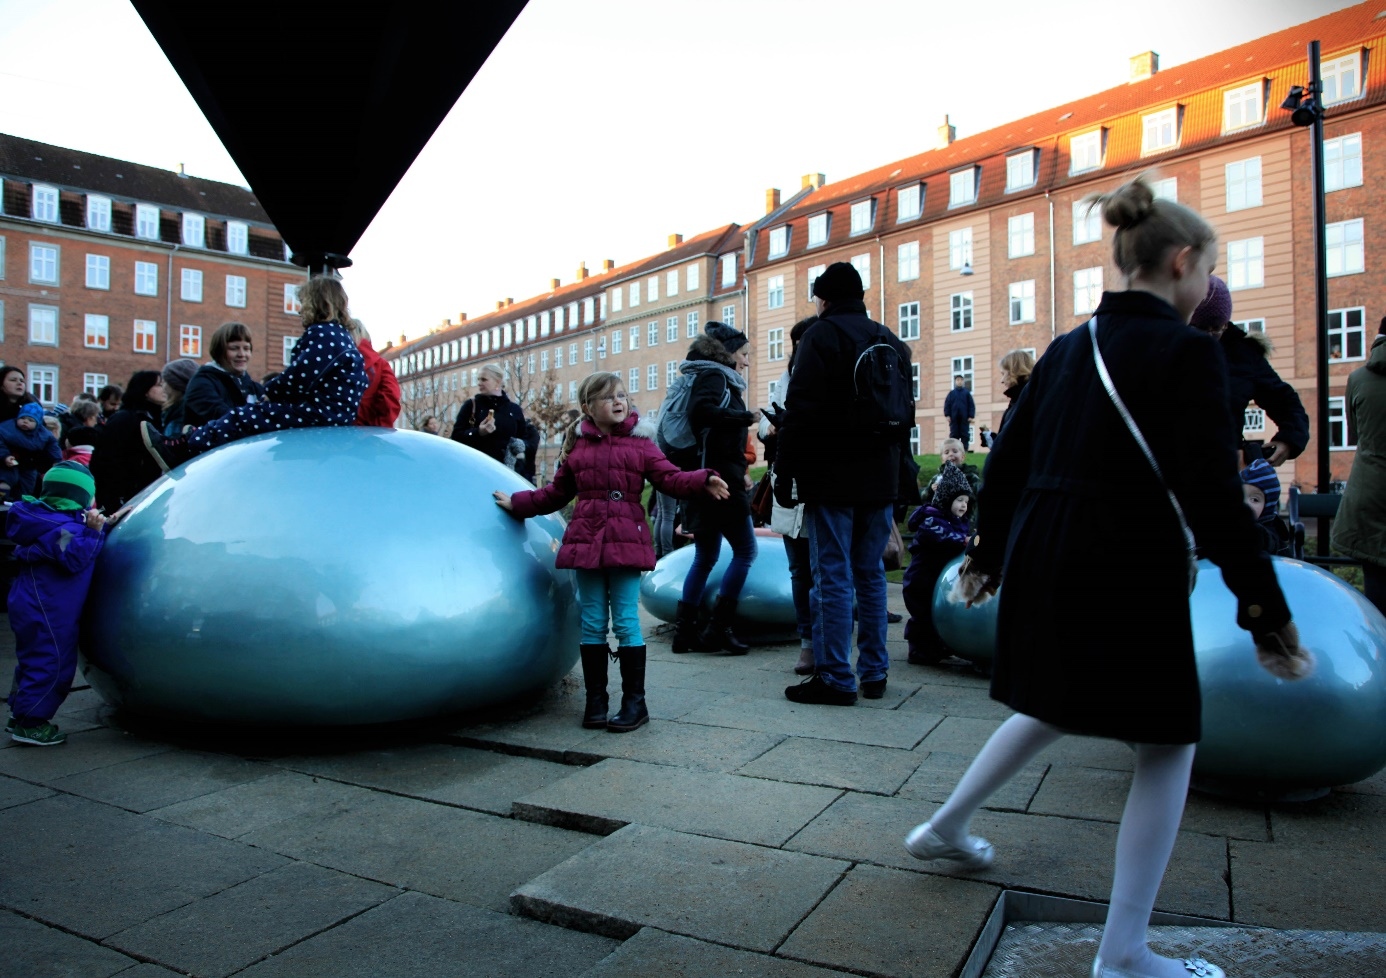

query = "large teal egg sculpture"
[931, 556, 999, 664]
[79, 428, 579, 725]
[640, 531, 796, 630]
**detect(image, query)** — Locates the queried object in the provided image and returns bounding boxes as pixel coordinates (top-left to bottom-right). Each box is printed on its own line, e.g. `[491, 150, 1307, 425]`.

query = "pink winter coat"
[509, 412, 714, 570]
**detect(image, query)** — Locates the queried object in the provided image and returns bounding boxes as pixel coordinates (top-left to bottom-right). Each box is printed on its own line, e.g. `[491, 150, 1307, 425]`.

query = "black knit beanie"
[812, 261, 864, 302]
[705, 322, 749, 353]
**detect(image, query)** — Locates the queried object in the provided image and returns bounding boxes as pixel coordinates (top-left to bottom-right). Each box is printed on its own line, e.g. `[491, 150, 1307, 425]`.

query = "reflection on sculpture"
[640, 532, 796, 630]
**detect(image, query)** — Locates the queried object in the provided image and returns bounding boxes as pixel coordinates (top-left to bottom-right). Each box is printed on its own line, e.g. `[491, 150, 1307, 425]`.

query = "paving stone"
[895, 750, 1047, 811]
[112, 967, 185, 977]
[585, 928, 859, 977]
[779, 863, 999, 978]
[238, 890, 617, 978]
[913, 719, 1136, 772]
[898, 682, 1015, 720]
[1231, 839, 1386, 931]
[680, 695, 942, 749]
[49, 750, 273, 813]
[736, 737, 924, 795]
[912, 715, 1005, 755]
[513, 823, 849, 951]
[642, 684, 734, 720]
[1269, 789, 1386, 850]
[0, 793, 286, 939]
[241, 790, 596, 911]
[273, 743, 575, 815]
[0, 726, 169, 780]
[53, 686, 108, 716]
[897, 659, 993, 689]
[1336, 763, 1386, 796]
[573, 719, 783, 773]
[783, 792, 1228, 918]
[148, 770, 373, 839]
[514, 758, 839, 846]
[105, 861, 396, 977]
[451, 709, 608, 763]
[0, 772, 52, 809]
[1, 908, 138, 978]
[1032, 765, 1269, 841]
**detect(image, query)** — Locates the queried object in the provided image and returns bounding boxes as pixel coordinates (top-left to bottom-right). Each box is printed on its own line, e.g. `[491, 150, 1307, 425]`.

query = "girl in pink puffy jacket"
[494, 372, 728, 733]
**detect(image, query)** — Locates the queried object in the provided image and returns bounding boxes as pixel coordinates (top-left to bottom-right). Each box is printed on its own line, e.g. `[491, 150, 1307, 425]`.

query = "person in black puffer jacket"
[89, 370, 168, 513]
[451, 364, 528, 468]
[672, 324, 758, 655]
[182, 321, 266, 428]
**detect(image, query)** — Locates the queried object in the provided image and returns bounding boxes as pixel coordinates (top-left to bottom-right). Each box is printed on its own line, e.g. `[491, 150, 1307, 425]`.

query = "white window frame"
[1142, 107, 1179, 154]
[1005, 150, 1036, 192]
[666, 360, 677, 387]
[1324, 133, 1363, 193]
[29, 304, 58, 346]
[686, 311, 699, 338]
[583, 339, 593, 362]
[767, 275, 785, 309]
[179, 324, 202, 358]
[807, 213, 829, 248]
[86, 253, 110, 290]
[850, 199, 874, 235]
[647, 276, 659, 302]
[136, 204, 160, 240]
[134, 319, 158, 354]
[28, 365, 57, 405]
[1150, 177, 1178, 201]
[569, 342, 578, 364]
[949, 168, 977, 207]
[720, 254, 736, 286]
[950, 292, 974, 332]
[1008, 213, 1035, 258]
[628, 325, 639, 350]
[1070, 130, 1103, 173]
[1223, 82, 1263, 132]
[1327, 307, 1367, 362]
[1322, 52, 1362, 105]
[84, 313, 109, 349]
[1009, 280, 1036, 324]
[1329, 395, 1354, 450]
[897, 241, 920, 282]
[897, 183, 922, 222]
[666, 316, 678, 343]
[721, 305, 736, 328]
[284, 283, 301, 315]
[767, 327, 785, 361]
[850, 253, 871, 289]
[611, 328, 623, 355]
[226, 221, 249, 255]
[86, 195, 111, 232]
[1226, 238, 1265, 290]
[952, 356, 975, 391]
[541, 349, 549, 372]
[181, 268, 203, 302]
[1326, 219, 1364, 277]
[583, 298, 595, 324]
[31, 184, 59, 223]
[83, 373, 108, 397]
[628, 366, 639, 393]
[1233, 318, 1266, 336]
[898, 301, 920, 340]
[182, 213, 205, 248]
[648, 362, 659, 391]
[1073, 200, 1101, 245]
[667, 270, 678, 297]
[949, 228, 973, 271]
[1225, 157, 1263, 212]
[648, 321, 659, 346]
[1073, 267, 1103, 315]
[807, 264, 825, 300]
[225, 274, 247, 308]
[911, 364, 921, 402]
[768, 226, 790, 259]
[283, 335, 297, 366]
[135, 261, 158, 296]
[29, 243, 58, 285]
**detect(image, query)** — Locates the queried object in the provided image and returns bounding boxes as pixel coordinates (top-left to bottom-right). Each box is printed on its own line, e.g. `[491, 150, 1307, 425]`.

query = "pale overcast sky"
[0, 0, 1358, 345]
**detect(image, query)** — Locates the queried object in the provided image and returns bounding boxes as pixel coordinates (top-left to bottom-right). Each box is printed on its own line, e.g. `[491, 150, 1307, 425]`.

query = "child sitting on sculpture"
[6, 461, 107, 746]
[0, 403, 62, 502]
[141, 276, 368, 471]
[493, 371, 729, 733]
[1240, 459, 1293, 557]
[902, 464, 975, 665]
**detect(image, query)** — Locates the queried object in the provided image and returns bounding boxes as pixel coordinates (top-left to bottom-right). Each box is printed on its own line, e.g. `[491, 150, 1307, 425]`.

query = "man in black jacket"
[943, 376, 975, 451]
[775, 262, 913, 705]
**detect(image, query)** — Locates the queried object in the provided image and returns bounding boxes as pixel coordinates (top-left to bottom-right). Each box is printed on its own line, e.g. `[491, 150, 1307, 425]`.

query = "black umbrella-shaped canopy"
[132, 1, 528, 272]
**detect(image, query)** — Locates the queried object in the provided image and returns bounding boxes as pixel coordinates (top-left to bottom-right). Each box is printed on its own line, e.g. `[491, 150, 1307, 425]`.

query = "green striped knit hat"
[32, 460, 96, 512]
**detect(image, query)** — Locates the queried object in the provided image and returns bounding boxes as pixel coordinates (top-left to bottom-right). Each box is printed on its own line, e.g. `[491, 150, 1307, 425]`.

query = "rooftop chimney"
[177, 163, 187, 177]
[602, 259, 615, 272]
[668, 233, 683, 247]
[765, 188, 781, 214]
[937, 115, 956, 150]
[496, 301, 505, 310]
[550, 278, 561, 290]
[442, 318, 451, 327]
[457, 312, 467, 323]
[398, 334, 407, 346]
[576, 262, 589, 281]
[1129, 51, 1159, 83]
[504, 297, 514, 307]
[801, 173, 826, 190]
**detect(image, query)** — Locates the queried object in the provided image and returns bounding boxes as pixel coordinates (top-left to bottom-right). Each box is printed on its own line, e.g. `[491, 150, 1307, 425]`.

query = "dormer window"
[136, 204, 160, 240]
[849, 199, 875, 235]
[31, 184, 58, 223]
[948, 168, 977, 208]
[182, 213, 205, 248]
[807, 213, 829, 248]
[768, 225, 789, 259]
[1322, 52, 1362, 104]
[226, 221, 248, 255]
[1005, 150, 1038, 192]
[86, 195, 111, 232]
[896, 183, 922, 222]
[1141, 107, 1180, 154]
[1223, 82, 1264, 131]
[1070, 130, 1104, 174]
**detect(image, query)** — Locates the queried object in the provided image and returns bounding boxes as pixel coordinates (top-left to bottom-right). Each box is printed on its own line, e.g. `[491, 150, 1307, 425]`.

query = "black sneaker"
[887, 611, 903, 624]
[141, 422, 194, 473]
[860, 678, 887, 699]
[784, 674, 857, 706]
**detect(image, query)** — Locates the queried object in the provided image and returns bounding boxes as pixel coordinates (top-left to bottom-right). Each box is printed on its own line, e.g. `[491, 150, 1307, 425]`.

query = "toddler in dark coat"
[922, 437, 981, 505]
[1239, 459, 1293, 557]
[902, 464, 974, 665]
[0, 403, 63, 501]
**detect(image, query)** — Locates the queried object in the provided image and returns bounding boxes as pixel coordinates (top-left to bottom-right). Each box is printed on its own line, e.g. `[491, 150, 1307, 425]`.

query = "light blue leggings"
[575, 568, 644, 646]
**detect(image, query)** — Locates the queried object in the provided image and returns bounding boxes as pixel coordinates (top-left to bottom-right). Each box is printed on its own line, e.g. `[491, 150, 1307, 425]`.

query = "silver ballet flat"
[1091, 955, 1226, 978]
[902, 822, 994, 871]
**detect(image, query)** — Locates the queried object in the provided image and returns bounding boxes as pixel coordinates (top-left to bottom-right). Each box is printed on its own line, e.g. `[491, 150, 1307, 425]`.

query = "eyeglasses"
[596, 392, 628, 403]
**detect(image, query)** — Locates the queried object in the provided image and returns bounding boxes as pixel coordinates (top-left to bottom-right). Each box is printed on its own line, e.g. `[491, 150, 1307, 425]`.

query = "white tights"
[928, 715, 1196, 978]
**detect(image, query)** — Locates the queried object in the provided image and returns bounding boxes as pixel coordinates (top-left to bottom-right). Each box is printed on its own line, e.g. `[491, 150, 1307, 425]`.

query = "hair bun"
[1098, 179, 1155, 230]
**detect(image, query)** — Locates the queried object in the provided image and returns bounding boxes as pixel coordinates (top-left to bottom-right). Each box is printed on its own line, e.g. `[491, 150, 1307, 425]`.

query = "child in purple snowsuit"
[901, 463, 975, 665]
[6, 461, 107, 746]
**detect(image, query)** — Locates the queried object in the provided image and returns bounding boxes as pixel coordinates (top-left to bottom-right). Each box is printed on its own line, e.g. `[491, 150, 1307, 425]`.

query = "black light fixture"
[1281, 84, 1323, 127]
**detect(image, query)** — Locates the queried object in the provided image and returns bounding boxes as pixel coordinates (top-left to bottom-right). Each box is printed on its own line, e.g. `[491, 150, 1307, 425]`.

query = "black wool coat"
[89, 405, 163, 513]
[975, 290, 1290, 745]
[1218, 325, 1309, 458]
[183, 365, 265, 428]
[679, 335, 755, 532]
[451, 392, 526, 464]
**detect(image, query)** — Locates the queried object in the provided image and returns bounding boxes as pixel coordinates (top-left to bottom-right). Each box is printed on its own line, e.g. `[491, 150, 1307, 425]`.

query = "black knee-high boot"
[607, 645, 648, 732]
[672, 601, 701, 654]
[699, 595, 749, 655]
[579, 643, 612, 729]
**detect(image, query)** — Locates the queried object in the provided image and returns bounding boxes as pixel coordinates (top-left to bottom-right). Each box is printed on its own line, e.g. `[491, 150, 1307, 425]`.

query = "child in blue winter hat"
[0, 401, 62, 502]
[1240, 459, 1292, 557]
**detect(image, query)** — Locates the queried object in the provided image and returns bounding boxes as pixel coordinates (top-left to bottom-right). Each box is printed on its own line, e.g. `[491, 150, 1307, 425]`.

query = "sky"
[0, 0, 1361, 346]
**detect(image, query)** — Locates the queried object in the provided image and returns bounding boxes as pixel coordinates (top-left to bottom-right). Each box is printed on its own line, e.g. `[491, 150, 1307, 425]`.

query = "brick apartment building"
[0, 134, 307, 406]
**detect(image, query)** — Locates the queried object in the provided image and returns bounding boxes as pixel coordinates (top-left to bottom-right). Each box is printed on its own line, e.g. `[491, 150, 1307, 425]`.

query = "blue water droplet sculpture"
[640, 532, 797, 629]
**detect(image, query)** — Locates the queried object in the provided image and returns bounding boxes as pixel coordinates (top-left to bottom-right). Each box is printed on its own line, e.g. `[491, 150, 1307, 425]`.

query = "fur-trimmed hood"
[686, 333, 737, 367]
[680, 338, 748, 391]
[1223, 323, 1274, 357]
[577, 411, 655, 440]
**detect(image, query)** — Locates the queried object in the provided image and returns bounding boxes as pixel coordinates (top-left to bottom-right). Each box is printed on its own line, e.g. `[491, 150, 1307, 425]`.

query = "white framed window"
[284, 283, 301, 315]
[648, 362, 659, 391]
[686, 311, 699, 338]
[1322, 53, 1362, 105]
[526, 317, 536, 341]
[1006, 150, 1036, 191]
[554, 346, 564, 368]
[181, 268, 203, 302]
[31, 184, 59, 223]
[182, 213, 205, 248]
[28, 366, 57, 404]
[1142, 107, 1179, 153]
[600, 294, 609, 320]
[469, 335, 479, 357]
[850, 253, 871, 289]
[611, 329, 622, 355]
[1073, 267, 1103, 314]
[541, 349, 550, 372]
[720, 253, 736, 286]
[949, 168, 977, 207]
[1329, 396, 1354, 449]
[850, 199, 874, 235]
[1226, 238, 1265, 290]
[1244, 407, 1266, 432]
[722, 305, 736, 328]
[283, 335, 297, 366]
[1151, 177, 1178, 201]
[1326, 219, 1365, 277]
[666, 360, 677, 387]
[806, 264, 825, 300]
[807, 213, 829, 247]
[648, 321, 659, 346]
[1225, 158, 1262, 211]
[226, 221, 248, 255]
[1223, 82, 1263, 131]
[134, 319, 157, 354]
[29, 305, 58, 345]
[628, 366, 639, 393]
[1073, 200, 1101, 245]
[136, 204, 160, 240]
[180, 325, 202, 358]
[910, 426, 921, 456]
[83, 373, 108, 396]
[950, 293, 974, 332]
[898, 301, 920, 340]
[952, 355, 975, 390]
[1324, 133, 1363, 192]
[568, 380, 578, 402]
[84, 314, 109, 349]
[583, 298, 595, 324]
[911, 364, 921, 402]
[1233, 318, 1266, 336]
[1070, 130, 1103, 173]
[768, 226, 790, 258]
[1009, 280, 1036, 324]
[135, 261, 158, 296]
[1008, 213, 1035, 258]
[86, 195, 111, 232]
[0, 236, 5, 280]
[897, 183, 922, 222]
[225, 275, 247, 308]
[647, 276, 659, 302]
[666, 317, 678, 343]
[0, 299, 4, 340]
[1328, 307, 1367, 361]
[86, 254, 110, 290]
[583, 339, 593, 362]
[528, 352, 537, 374]
[768, 275, 785, 309]
[666, 270, 678, 297]
[29, 243, 58, 285]
[768, 327, 785, 361]
[569, 342, 578, 364]
[949, 228, 973, 271]
[898, 241, 920, 281]
[628, 325, 639, 350]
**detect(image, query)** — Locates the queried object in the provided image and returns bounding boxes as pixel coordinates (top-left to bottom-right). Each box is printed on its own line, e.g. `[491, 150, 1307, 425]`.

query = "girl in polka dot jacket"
[142, 276, 368, 472]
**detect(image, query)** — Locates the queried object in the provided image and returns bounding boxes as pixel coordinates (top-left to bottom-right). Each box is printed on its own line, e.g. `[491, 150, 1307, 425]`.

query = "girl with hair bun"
[903, 177, 1310, 978]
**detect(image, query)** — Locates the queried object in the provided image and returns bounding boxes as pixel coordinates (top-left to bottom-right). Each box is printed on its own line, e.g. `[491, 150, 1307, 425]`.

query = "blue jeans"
[652, 492, 679, 559]
[806, 503, 891, 692]
[681, 515, 756, 605]
[575, 568, 643, 646]
[783, 534, 813, 642]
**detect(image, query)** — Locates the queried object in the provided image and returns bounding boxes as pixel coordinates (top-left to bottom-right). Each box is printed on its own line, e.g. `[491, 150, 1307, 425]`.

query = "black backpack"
[828, 317, 914, 442]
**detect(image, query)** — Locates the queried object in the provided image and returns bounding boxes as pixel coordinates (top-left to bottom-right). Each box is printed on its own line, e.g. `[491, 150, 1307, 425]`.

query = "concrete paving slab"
[0, 725, 169, 780]
[1336, 764, 1386, 796]
[913, 720, 1136, 773]
[896, 751, 1048, 811]
[1269, 789, 1386, 850]
[116, 966, 186, 977]
[584, 928, 860, 977]
[273, 743, 575, 815]
[512, 823, 850, 951]
[148, 769, 373, 839]
[53, 686, 107, 716]
[0, 793, 286, 939]
[643, 684, 735, 720]
[2, 908, 138, 978]
[681, 695, 943, 749]
[912, 715, 1006, 755]
[48, 750, 273, 813]
[899, 682, 1015, 720]
[0, 771, 52, 809]
[1031, 765, 1269, 841]
[451, 709, 608, 763]
[1231, 839, 1386, 931]
[778, 863, 1000, 978]
[514, 758, 840, 846]
[898, 660, 993, 689]
[241, 790, 597, 912]
[574, 718, 784, 773]
[105, 861, 396, 978]
[237, 890, 617, 978]
[735, 737, 924, 795]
